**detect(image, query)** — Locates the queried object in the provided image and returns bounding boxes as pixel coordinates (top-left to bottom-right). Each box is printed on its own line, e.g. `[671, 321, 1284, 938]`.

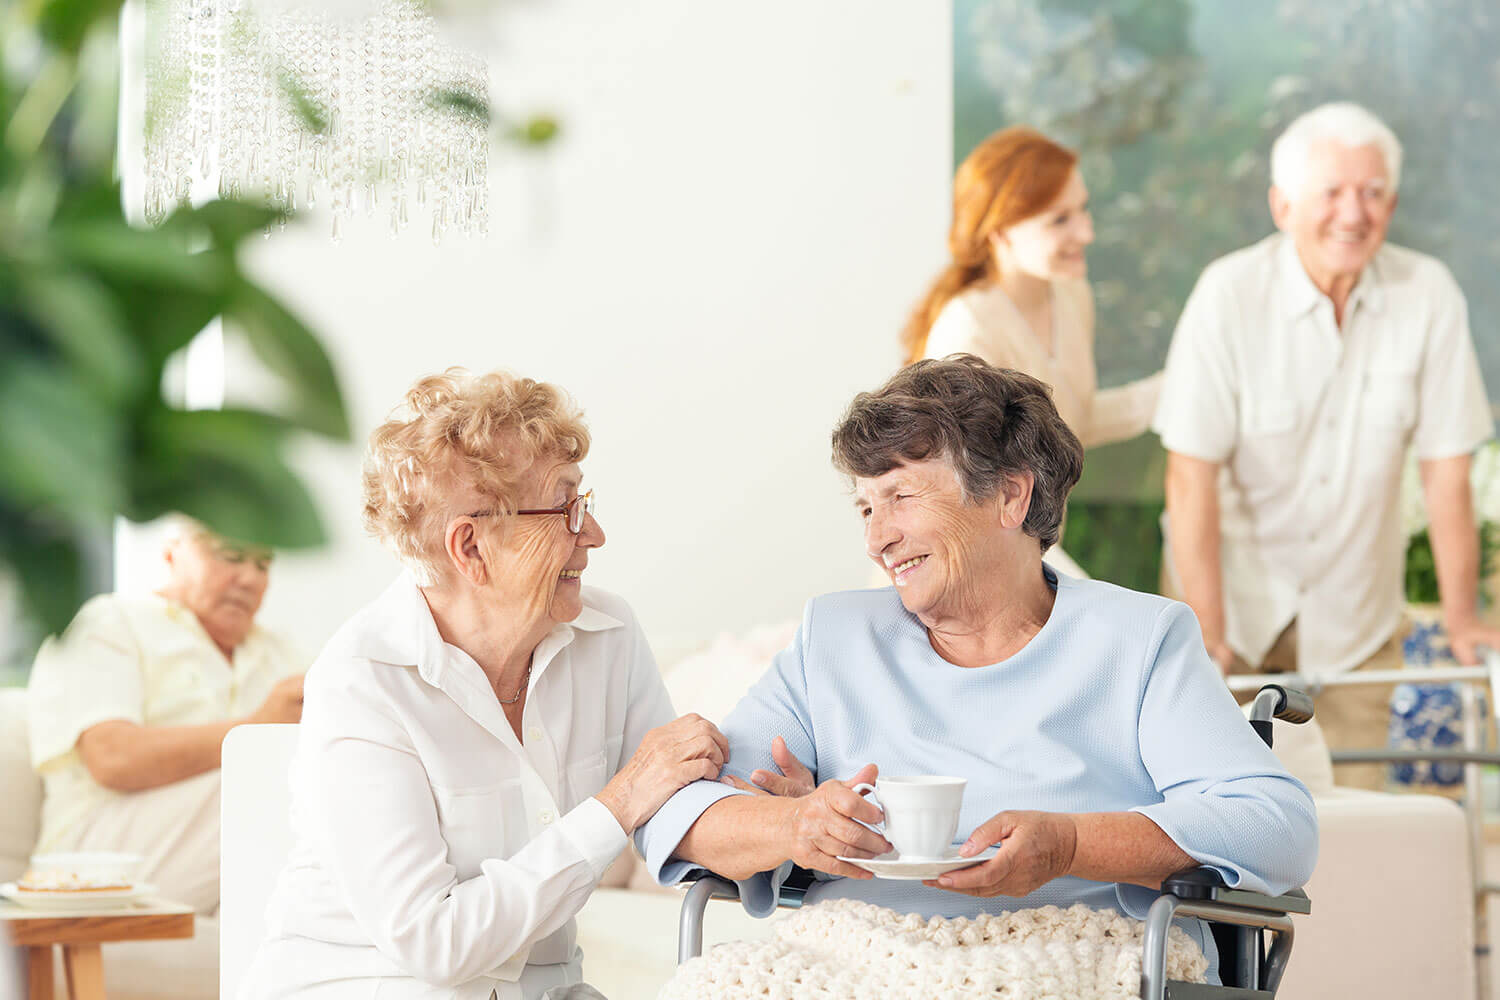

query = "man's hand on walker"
[1445, 617, 1500, 666]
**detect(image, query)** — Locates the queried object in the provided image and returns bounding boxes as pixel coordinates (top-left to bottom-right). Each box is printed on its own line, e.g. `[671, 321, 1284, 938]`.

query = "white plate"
[836, 847, 999, 880]
[0, 882, 156, 912]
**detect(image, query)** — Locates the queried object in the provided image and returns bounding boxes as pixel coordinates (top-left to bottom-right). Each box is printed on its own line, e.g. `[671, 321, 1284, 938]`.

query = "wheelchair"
[675, 684, 1314, 1000]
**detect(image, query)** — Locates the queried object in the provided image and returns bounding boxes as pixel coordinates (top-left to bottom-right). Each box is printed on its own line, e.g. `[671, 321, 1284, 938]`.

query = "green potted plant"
[1, 0, 350, 647]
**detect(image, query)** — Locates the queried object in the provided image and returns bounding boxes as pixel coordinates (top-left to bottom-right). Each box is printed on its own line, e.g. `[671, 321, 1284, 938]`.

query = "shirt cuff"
[557, 797, 629, 881]
[636, 780, 746, 885]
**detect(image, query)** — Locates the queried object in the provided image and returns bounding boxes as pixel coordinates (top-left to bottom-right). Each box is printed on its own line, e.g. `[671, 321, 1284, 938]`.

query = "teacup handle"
[849, 782, 886, 836]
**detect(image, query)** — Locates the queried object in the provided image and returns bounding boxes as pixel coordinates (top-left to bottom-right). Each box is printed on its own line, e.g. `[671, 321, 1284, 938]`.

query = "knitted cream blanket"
[661, 898, 1208, 1000]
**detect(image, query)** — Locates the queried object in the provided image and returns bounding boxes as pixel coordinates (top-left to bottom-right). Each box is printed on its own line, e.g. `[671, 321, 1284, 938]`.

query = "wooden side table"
[1, 898, 194, 1000]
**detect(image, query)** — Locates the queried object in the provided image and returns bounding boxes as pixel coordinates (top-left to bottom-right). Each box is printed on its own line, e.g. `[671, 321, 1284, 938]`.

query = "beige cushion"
[1279, 790, 1474, 1000]
[0, 686, 41, 882]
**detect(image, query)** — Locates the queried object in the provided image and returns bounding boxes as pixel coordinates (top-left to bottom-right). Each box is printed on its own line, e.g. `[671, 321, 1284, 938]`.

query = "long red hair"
[900, 127, 1078, 364]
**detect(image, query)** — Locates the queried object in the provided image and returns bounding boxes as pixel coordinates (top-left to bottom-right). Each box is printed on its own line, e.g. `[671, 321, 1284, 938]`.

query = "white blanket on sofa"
[661, 899, 1207, 1000]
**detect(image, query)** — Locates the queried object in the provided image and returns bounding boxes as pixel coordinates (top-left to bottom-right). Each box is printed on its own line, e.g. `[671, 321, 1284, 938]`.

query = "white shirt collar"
[1277, 233, 1386, 320]
[349, 572, 625, 688]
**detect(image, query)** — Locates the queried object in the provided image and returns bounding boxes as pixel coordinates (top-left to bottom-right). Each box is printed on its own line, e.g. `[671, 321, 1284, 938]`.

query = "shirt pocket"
[429, 779, 523, 880]
[1364, 366, 1418, 433]
[563, 750, 609, 809]
[1245, 397, 1298, 436]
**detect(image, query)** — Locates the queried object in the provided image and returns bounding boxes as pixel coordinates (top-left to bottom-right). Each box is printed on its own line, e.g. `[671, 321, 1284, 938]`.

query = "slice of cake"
[17, 868, 132, 893]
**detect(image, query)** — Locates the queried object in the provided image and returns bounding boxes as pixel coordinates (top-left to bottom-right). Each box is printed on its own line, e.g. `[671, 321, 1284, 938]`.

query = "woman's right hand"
[596, 714, 730, 833]
[778, 763, 890, 879]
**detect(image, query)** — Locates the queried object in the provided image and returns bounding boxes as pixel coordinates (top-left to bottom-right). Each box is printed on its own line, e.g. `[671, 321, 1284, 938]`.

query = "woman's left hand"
[925, 811, 1078, 897]
[720, 735, 816, 797]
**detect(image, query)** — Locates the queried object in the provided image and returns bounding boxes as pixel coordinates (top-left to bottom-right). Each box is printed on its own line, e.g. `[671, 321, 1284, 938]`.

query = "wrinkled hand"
[778, 764, 889, 879]
[596, 714, 729, 833]
[1445, 618, 1500, 666]
[927, 811, 1077, 897]
[250, 674, 305, 725]
[722, 735, 816, 797]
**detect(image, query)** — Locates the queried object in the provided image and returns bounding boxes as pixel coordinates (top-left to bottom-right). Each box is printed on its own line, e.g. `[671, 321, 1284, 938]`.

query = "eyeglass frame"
[465, 488, 595, 535]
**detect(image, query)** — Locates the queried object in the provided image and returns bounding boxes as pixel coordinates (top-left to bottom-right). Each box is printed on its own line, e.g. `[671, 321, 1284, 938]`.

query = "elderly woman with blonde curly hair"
[240, 369, 728, 1000]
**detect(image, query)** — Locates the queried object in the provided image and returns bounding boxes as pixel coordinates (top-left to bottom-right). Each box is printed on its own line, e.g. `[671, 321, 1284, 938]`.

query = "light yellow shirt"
[27, 593, 300, 850]
[925, 277, 1164, 448]
[1152, 234, 1493, 675]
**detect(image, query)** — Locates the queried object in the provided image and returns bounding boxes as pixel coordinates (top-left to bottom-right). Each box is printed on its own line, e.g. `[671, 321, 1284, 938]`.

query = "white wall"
[127, 1, 952, 668]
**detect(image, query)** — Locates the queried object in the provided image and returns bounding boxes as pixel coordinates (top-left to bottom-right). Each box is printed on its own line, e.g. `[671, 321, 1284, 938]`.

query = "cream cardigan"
[925, 279, 1162, 449]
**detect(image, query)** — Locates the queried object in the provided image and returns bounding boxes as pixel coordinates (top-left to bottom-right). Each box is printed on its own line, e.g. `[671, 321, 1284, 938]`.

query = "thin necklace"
[497, 661, 532, 705]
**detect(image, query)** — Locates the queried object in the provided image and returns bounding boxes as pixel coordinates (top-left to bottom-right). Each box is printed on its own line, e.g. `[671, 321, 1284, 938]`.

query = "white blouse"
[239, 573, 675, 1000]
[925, 277, 1162, 449]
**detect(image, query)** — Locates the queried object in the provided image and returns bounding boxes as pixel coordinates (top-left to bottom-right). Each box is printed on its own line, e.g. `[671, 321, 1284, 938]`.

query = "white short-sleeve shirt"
[1152, 233, 1493, 675]
[26, 593, 301, 849]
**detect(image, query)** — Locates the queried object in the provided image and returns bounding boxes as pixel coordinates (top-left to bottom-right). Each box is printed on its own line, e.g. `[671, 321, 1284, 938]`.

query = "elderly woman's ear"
[443, 517, 491, 587]
[996, 471, 1035, 531]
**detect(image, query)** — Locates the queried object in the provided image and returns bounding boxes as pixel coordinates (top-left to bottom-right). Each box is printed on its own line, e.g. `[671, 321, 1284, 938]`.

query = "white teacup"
[851, 775, 966, 860]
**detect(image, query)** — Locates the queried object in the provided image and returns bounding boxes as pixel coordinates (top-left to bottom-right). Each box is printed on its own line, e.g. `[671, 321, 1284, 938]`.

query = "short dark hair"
[830, 354, 1083, 551]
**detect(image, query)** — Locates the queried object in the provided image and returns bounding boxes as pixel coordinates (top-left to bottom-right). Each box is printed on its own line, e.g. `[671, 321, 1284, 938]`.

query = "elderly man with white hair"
[26, 517, 305, 912]
[1153, 101, 1498, 788]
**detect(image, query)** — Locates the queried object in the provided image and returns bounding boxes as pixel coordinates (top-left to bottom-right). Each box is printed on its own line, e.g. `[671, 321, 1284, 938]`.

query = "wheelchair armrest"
[1161, 866, 1311, 915]
[677, 865, 819, 963]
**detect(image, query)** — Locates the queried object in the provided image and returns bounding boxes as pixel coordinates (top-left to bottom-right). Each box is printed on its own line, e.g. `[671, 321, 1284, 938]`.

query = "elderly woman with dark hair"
[635, 355, 1317, 980]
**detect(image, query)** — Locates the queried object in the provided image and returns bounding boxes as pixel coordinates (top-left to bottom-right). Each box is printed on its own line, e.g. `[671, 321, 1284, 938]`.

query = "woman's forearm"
[674, 794, 798, 881]
[1066, 812, 1194, 889]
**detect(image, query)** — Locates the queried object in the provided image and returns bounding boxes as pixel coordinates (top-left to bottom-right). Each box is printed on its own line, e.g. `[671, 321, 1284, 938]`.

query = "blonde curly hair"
[362, 368, 591, 585]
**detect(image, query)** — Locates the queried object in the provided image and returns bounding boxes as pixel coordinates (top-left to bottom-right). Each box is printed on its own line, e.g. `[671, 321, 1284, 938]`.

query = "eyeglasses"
[468, 489, 596, 535]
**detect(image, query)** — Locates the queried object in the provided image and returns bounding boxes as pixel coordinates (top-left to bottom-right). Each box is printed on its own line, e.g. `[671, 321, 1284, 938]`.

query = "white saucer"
[0, 882, 156, 912]
[836, 847, 999, 880]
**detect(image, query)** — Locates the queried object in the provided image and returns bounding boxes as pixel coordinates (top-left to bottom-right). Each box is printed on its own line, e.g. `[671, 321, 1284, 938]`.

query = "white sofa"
[0, 687, 219, 1000]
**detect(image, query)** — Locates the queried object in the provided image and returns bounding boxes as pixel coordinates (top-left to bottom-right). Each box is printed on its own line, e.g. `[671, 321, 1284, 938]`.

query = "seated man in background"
[26, 517, 304, 914]
[1153, 101, 1498, 788]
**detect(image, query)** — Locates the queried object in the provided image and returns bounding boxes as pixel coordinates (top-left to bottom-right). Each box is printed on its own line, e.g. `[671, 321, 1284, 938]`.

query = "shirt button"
[526, 727, 543, 742]
[539, 809, 555, 825]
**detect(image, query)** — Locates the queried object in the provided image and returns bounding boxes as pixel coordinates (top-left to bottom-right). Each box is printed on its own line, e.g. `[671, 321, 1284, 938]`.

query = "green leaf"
[0, 360, 123, 517]
[510, 114, 560, 146]
[14, 263, 144, 400]
[227, 281, 351, 439]
[0, 513, 87, 638]
[277, 71, 330, 135]
[129, 406, 326, 548]
[32, 0, 125, 54]
[179, 199, 284, 247]
[429, 88, 490, 127]
[49, 218, 229, 292]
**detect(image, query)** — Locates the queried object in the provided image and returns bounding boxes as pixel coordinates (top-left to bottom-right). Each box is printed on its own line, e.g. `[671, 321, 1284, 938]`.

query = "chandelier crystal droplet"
[144, 0, 489, 242]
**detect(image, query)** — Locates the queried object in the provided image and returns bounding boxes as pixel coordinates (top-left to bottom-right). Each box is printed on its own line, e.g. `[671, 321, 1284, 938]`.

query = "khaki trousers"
[48, 769, 223, 915]
[1227, 620, 1405, 791]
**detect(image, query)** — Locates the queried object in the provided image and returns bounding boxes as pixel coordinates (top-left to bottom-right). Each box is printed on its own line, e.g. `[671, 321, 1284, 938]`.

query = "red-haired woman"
[903, 127, 1161, 451]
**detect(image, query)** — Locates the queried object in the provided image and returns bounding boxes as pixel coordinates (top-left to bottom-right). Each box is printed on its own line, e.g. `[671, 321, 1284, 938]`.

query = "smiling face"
[161, 530, 271, 656]
[855, 457, 1008, 622]
[992, 167, 1094, 281]
[1271, 139, 1395, 290]
[483, 456, 604, 626]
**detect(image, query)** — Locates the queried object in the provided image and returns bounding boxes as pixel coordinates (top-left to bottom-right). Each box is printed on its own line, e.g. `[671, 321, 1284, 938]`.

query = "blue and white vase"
[1388, 608, 1465, 788]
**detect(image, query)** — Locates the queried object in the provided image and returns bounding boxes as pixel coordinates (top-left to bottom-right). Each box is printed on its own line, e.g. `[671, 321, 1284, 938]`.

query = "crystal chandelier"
[144, 0, 489, 241]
